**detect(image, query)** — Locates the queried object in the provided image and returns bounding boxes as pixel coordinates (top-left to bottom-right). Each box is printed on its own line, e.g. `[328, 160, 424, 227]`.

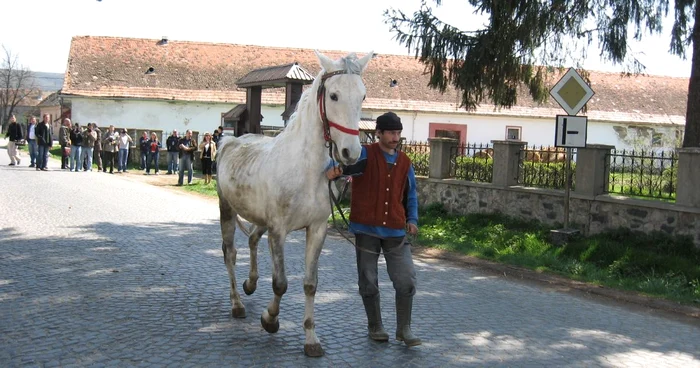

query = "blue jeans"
[82, 147, 94, 171]
[27, 139, 37, 165]
[168, 152, 179, 173]
[178, 155, 193, 184]
[118, 149, 129, 171]
[140, 151, 147, 170]
[70, 145, 82, 171]
[37, 145, 49, 169]
[146, 151, 159, 173]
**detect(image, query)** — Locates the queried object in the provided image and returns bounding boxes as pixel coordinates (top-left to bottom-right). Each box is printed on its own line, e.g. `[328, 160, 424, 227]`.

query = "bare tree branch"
[1, 45, 38, 133]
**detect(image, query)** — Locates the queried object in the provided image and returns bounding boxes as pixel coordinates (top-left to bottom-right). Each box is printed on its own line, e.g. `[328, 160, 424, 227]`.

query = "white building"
[59, 35, 687, 149]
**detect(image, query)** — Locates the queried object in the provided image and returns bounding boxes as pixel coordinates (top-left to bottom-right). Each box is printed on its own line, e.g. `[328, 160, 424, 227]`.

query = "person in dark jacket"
[5, 114, 23, 166]
[166, 130, 180, 174]
[35, 114, 53, 171]
[139, 131, 149, 170]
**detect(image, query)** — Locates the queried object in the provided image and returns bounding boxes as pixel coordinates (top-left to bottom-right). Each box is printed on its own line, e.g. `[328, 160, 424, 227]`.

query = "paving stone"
[0, 148, 699, 367]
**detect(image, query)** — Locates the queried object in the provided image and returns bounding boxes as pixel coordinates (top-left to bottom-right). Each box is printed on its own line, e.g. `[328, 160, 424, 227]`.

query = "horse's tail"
[235, 215, 254, 237]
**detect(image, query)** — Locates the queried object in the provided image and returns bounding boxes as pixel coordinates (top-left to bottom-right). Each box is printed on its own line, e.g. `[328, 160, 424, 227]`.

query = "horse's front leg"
[261, 229, 288, 334]
[301, 221, 327, 357]
[242, 225, 267, 295]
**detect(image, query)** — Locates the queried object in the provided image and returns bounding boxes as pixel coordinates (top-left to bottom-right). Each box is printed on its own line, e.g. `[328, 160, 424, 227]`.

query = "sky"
[1, 0, 694, 79]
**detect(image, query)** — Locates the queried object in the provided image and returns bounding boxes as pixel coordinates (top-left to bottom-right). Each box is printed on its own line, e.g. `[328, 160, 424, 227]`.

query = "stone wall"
[414, 137, 700, 247]
[416, 178, 700, 246]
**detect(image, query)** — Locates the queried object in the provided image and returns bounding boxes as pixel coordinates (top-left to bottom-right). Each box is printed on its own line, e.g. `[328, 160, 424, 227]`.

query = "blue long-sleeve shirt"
[327, 146, 418, 237]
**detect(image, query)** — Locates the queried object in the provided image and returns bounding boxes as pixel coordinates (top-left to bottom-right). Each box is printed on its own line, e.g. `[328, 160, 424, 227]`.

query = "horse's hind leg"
[261, 229, 288, 334]
[219, 197, 246, 318]
[242, 225, 267, 296]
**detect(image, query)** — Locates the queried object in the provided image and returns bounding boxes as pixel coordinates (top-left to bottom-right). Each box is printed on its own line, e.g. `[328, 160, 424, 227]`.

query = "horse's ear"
[314, 50, 335, 72]
[357, 51, 374, 73]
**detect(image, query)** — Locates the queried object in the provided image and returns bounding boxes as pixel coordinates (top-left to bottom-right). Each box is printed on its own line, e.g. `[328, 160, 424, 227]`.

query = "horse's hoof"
[231, 307, 246, 318]
[304, 343, 324, 357]
[242, 280, 256, 295]
[261, 315, 279, 333]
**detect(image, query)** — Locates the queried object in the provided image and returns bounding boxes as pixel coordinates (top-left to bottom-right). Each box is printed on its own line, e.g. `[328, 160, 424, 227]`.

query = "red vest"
[349, 143, 411, 229]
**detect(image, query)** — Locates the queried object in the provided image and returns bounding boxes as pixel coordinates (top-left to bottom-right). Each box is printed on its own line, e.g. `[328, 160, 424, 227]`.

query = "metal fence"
[517, 146, 576, 190]
[448, 143, 493, 183]
[399, 140, 430, 177]
[606, 149, 678, 200]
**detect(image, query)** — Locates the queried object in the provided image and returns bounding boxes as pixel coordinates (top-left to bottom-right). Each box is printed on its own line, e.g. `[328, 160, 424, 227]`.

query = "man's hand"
[407, 223, 418, 235]
[326, 166, 342, 180]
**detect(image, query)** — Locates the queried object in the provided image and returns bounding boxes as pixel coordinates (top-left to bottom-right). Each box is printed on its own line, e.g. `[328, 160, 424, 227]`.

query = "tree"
[383, 0, 700, 148]
[1, 45, 37, 133]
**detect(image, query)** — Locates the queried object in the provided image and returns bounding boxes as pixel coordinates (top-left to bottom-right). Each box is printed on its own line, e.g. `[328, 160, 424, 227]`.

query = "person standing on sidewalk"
[58, 118, 71, 170]
[35, 114, 52, 171]
[138, 131, 149, 171]
[177, 129, 197, 186]
[325, 111, 422, 347]
[69, 123, 83, 172]
[26, 116, 38, 167]
[92, 123, 103, 172]
[145, 132, 161, 175]
[81, 124, 97, 171]
[166, 130, 180, 175]
[102, 125, 118, 174]
[117, 129, 133, 173]
[5, 114, 22, 166]
[198, 131, 216, 184]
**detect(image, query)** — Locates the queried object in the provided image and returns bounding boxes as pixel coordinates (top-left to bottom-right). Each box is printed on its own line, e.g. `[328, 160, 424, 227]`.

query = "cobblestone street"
[1, 146, 699, 367]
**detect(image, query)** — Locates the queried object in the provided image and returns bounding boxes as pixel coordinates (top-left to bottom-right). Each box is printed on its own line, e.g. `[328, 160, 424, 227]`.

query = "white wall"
[363, 109, 683, 149]
[71, 98, 285, 136]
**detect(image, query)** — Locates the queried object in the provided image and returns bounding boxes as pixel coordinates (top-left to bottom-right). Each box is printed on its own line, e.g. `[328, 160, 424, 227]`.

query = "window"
[428, 123, 467, 145]
[652, 132, 663, 147]
[676, 129, 684, 146]
[436, 129, 460, 140]
[505, 126, 521, 140]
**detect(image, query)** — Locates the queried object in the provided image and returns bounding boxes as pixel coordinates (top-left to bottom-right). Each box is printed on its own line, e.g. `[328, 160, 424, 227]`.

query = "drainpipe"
[411, 111, 417, 141]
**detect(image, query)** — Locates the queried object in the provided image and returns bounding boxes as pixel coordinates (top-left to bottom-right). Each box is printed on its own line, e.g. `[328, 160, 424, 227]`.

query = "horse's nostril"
[342, 148, 350, 159]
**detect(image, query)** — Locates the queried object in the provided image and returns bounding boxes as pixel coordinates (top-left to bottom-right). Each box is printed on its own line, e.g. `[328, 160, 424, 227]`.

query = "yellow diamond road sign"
[550, 67, 595, 116]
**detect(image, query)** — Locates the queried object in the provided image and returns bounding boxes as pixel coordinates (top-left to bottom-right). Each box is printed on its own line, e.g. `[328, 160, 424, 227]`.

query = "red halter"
[316, 70, 360, 142]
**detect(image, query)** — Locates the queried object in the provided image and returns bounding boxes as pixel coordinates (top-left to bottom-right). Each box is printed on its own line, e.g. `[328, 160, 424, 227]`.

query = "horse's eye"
[330, 93, 338, 101]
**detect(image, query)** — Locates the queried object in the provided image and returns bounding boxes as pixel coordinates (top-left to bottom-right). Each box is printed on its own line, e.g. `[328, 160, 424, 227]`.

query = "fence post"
[428, 137, 458, 179]
[491, 140, 526, 187]
[574, 144, 615, 197]
[676, 147, 700, 208]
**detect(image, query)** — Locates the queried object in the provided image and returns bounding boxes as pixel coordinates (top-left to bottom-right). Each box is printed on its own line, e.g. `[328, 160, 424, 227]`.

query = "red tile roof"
[61, 36, 689, 125]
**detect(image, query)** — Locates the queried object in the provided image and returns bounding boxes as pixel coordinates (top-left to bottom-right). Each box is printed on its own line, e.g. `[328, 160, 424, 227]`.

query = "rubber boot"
[396, 296, 422, 346]
[362, 295, 389, 341]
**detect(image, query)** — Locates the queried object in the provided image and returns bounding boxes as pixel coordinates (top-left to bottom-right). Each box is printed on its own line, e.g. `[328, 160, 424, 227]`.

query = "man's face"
[43, 115, 50, 123]
[172, 130, 178, 137]
[109, 125, 114, 132]
[10, 116, 16, 123]
[30, 117, 36, 124]
[377, 130, 402, 150]
[186, 131, 192, 138]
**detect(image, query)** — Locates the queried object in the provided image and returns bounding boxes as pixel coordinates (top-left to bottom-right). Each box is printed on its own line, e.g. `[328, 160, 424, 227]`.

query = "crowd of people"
[5, 114, 224, 186]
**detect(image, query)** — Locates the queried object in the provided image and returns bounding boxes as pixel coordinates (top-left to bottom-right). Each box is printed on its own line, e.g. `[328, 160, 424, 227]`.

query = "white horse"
[215, 50, 373, 357]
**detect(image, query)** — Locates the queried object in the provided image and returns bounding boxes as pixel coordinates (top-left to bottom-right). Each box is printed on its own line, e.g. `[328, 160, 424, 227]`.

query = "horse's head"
[314, 50, 373, 166]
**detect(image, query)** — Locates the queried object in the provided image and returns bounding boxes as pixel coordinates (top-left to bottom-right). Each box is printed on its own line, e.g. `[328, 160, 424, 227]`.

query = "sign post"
[549, 68, 594, 244]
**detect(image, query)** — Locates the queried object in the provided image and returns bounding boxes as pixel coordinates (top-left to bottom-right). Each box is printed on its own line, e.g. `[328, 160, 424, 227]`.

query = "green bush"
[405, 152, 430, 176]
[519, 161, 576, 190]
[452, 156, 493, 182]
